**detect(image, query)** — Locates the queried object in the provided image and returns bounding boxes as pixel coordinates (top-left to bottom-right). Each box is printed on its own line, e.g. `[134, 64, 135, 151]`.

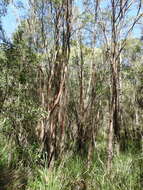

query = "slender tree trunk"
[107, 0, 120, 172]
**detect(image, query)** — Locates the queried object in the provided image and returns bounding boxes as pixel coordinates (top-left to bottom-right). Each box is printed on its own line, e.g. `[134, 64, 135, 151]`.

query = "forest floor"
[0, 165, 28, 190]
[0, 143, 143, 190]
[0, 154, 143, 190]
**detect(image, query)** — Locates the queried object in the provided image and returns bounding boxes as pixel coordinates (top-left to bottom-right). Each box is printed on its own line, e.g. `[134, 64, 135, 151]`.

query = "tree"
[96, 0, 143, 172]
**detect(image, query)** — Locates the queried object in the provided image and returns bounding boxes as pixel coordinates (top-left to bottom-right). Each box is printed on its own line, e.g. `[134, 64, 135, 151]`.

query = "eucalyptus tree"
[66, 0, 105, 166]
[22, 0, 74, 167]
[97, 0, 143, 172]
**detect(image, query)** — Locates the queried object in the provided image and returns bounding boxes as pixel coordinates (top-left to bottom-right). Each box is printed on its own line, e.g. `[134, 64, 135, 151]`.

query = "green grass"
[26, 152, 143, 190]
[27, 168, 62, 190]
[0, 135, 142, 190]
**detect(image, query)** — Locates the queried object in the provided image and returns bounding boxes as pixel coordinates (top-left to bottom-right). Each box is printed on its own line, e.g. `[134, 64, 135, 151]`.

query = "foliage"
[0, 0, 143, 189]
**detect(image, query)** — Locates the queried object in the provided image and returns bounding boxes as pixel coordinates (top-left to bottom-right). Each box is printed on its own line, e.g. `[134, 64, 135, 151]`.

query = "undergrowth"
[0, 138, 142, 190]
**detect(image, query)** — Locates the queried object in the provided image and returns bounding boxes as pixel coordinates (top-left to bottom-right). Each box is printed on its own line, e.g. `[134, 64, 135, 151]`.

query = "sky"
[2, 4, 20, 38]
[1, 0, 29, 39]
[1, 0, 142, 40]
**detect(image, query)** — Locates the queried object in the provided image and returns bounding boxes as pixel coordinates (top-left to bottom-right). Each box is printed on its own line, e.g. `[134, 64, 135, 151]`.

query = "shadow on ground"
[0, 165, 28, 190]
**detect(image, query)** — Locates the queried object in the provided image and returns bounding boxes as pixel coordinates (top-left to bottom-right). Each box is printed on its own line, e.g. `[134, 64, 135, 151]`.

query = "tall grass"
[0, 134, 142, 190]
[26, 151, 142, 190]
